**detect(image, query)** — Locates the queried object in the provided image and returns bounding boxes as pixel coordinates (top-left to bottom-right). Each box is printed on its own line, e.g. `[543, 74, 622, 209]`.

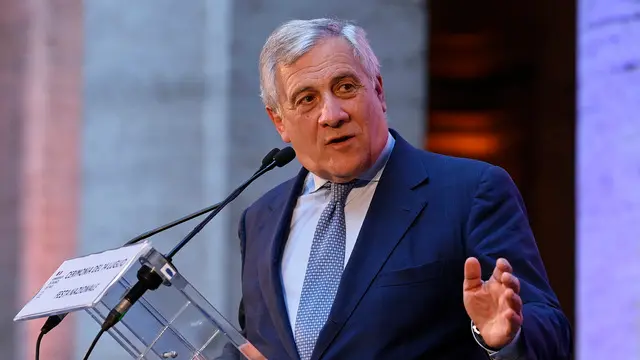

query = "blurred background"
[1, 0, 638, 359]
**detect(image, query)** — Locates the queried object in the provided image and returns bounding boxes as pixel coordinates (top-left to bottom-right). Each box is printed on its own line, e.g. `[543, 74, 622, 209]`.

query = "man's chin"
[327, 164, 371, 182]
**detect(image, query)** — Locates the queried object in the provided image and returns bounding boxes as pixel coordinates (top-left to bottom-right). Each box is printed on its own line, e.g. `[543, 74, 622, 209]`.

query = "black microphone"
[40, 313, 67, 335]
[99, 146, 296, 332]
[256, 147, 280, 173]
[39, 147, 289, 336]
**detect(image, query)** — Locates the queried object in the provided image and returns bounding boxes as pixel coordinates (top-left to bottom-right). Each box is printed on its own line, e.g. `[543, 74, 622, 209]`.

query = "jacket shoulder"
[415, 150, 521, 208]
[420, 150, 496, 181]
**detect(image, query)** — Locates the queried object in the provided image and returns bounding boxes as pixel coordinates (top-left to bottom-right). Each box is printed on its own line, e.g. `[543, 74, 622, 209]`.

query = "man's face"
[266, 37, 389, 183]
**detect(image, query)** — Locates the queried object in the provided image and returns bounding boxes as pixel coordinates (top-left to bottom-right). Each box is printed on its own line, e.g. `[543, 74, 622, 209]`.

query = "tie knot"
[329, 180, 357, 204]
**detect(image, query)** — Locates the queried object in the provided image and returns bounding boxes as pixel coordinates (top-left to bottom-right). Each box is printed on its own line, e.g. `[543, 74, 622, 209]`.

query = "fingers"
[497, 288, 523, 339]
[503, 307, 523, 337]
[497, 258, 513, 273]
[503, 288, 523, 315]
[491, 258, 512, 284]
[465, 257, 521, 294]
[496, 258, 520, 294]
[463, 257, 483, 291]
[501, 271, 521, 294]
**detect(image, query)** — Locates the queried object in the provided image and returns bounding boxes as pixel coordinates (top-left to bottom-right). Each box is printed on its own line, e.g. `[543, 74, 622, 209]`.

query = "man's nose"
[318, 96, 349, 127]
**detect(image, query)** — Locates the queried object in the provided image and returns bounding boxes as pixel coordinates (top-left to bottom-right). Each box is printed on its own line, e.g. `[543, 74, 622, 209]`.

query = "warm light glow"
[427, 110, 504, 158]
[427, 132, 501, 158]
[429, 111, 502, 131]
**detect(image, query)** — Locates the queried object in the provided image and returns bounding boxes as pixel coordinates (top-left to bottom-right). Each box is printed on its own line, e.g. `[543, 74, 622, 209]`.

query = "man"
[233, 18, 572, 359]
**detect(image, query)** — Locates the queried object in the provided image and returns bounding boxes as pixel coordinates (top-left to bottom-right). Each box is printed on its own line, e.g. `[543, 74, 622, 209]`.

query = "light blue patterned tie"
[294, 181, 356, 360]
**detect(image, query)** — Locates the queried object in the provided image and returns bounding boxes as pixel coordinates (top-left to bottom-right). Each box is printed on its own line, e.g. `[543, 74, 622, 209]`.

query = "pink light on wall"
[16, 1, 82, 359]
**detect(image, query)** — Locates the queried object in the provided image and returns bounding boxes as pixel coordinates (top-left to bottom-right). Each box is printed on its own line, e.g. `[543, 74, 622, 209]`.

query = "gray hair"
[259, 18, 381, 111]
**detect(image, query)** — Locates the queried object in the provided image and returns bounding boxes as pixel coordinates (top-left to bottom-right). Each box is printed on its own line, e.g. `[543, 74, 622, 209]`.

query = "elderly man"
[233, 18, 572, 359]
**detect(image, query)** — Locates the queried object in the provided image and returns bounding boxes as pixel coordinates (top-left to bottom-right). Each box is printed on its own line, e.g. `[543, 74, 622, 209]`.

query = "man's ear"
[374, 75, 387, 113]
[266, 106, 291, 143]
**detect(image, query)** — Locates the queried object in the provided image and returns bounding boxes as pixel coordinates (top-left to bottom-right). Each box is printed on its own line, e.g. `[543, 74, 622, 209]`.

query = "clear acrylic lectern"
[85, 243, 250, 360]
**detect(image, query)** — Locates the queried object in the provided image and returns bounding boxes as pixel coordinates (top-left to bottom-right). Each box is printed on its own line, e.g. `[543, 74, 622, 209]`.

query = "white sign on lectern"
[15, 242, 151, 321]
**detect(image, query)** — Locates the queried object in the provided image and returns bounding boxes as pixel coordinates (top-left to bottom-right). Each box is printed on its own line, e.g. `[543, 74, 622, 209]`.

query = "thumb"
[463, 257, 483, 291]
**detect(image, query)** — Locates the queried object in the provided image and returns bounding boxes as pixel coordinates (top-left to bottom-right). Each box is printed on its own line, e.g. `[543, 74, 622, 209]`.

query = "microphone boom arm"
[124, 147, 281, 246]
[125, 201, 222, 245]
[165, 159, 277, 260]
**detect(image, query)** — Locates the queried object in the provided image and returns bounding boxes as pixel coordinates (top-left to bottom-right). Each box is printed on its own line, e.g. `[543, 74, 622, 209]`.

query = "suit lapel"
[258, 167, 308, 360]
[312, 132, 431, 360]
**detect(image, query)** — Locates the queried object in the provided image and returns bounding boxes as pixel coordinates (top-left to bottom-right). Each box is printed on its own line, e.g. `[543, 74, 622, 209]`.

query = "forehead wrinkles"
[283, 53, 361, 90]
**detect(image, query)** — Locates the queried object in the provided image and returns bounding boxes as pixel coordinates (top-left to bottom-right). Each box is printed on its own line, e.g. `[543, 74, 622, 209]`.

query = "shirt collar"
[303, 131, 395, 195]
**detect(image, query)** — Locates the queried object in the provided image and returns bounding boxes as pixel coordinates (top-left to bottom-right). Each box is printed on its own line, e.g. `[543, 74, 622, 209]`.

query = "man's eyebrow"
[331, 72, 359, 85]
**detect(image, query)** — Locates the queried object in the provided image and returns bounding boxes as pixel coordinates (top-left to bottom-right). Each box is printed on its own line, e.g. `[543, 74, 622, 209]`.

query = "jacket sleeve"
[237, 207, 248, 336]
[465, 165, 573, 359]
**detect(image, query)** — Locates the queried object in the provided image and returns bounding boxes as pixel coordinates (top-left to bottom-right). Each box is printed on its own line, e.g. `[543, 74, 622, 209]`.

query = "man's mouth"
[327, 135, 355, 145]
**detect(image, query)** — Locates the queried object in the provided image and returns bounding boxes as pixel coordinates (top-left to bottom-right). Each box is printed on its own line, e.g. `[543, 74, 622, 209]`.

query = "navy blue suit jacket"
[234, 130, 572, 359]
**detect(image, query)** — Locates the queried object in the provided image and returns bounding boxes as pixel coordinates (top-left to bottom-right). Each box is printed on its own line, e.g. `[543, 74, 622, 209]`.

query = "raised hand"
[463, 257, 523, 349]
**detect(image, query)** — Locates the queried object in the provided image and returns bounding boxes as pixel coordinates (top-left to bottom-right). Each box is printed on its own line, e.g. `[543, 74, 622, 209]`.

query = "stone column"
[0, 0, 82, 359]
[0, 3, 26, 359]
[78, 1, 235, 358]
[577, 0, 640, 358]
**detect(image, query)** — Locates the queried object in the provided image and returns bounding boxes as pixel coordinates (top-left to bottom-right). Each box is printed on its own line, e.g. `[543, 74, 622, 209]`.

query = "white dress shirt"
[281, 132, 395, 328]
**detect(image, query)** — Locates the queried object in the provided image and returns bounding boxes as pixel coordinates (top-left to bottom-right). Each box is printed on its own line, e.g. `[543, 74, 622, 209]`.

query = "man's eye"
[338, 83, 357, 92]
[299, 95, 315, 104]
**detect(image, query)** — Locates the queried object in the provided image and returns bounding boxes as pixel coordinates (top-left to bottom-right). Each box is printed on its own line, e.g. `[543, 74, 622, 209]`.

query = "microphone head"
[273, 147, 296, 167]
[261, 148, 280, 167]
